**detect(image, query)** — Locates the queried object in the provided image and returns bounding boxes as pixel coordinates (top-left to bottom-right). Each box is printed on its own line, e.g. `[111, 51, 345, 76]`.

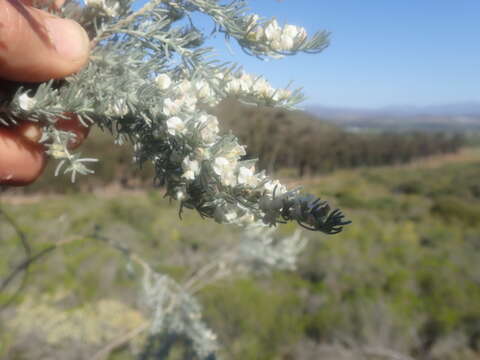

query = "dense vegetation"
[1, 147, 479, 359]
[217, 99, 465, 175]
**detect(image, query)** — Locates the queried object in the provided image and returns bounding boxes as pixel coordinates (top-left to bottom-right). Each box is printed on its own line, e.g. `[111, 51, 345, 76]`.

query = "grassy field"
[1, 148, 480, 360]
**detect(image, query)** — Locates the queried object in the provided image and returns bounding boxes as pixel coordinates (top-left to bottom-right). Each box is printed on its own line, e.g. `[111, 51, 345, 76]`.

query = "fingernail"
[45, 18, 90, 61]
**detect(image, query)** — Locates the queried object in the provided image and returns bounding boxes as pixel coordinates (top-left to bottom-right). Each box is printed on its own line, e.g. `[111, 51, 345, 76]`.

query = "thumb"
[0, 0, 90, 82]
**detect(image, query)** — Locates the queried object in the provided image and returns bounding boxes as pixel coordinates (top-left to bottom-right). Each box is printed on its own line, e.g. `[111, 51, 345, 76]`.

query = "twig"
[362, 346, 416, 360]
[91, 321, 150, 360]
[0, 207, 33, 309]
[0, 245, 55, 294]
[0, 236, 81, 310]
[90, 0, 165, 48]
[0, 207, 85, 310]
[0, 208, 32, 256]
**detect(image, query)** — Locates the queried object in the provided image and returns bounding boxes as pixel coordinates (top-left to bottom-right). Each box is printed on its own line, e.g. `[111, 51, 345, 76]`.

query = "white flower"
[166, 116, 186, 136]
[163, 98, 181, 116]
[282, 24, 299, 39]
[175, 79, 192, 94]
[194, 80, 214, 102]
[239, 73, 254, 92]
[264, 19, 282, 42]
[224, 210, 238, 222]
[224, 143, 246, 160]
[84, 0, 118, 16]
[225, 72, 255, 94]
[214, 72, 225, 80]
[212, 157, 231, 175]
[176, 191, 186, 201]
[280, 25, 307, 50]
[155, 74, 172, 90]
[279, 33, 294, 50]
[46, 143, 68, 159]
[214, 206, 238, 224]
[272, 88, 292, 102]
[237, 166, 258, 187]
[225, 78, 242, 94]
[263, 22, 307, 52]
[182, 157, 200, 180]
[18, 93, 36, 111]
[263, 179, 287, 196]
[247, 26, 264, 43]
[197, 114, 219, 144]
[213, 157, 237, 186]
[175, 95, 197, 114]
[252, 78, 274, 98]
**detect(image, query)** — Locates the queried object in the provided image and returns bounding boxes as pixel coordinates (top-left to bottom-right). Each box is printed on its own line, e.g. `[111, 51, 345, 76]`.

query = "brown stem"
[91, 321, 150, 360]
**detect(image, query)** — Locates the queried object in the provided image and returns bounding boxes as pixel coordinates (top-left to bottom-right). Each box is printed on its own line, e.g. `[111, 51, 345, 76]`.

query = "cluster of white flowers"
[156, 75, 218, 114]
[84, 0, 120, 17]
[165, 111, 220, 144]
[158, 95, 294, 226]
[222, 71, 292, 102]
[161, 70, 293, 109]
[247, 16, 308, 53]
[153, 71, 293, 211]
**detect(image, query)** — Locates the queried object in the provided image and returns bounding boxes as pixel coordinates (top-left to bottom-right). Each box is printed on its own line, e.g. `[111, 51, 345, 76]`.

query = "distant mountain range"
[307, 102, 480, 132]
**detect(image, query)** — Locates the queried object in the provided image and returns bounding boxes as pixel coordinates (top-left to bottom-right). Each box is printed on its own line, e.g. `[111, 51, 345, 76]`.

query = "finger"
[0, 0, 90, 82]
[0, 122, 46, 186]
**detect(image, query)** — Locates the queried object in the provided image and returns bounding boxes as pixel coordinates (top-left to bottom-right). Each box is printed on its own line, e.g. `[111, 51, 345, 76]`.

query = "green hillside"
[1, 148, 480, 359]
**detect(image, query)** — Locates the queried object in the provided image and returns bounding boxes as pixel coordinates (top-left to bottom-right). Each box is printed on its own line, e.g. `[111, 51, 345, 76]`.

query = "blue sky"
[137, 0, 480, 108]
[203, 0, 480, 109]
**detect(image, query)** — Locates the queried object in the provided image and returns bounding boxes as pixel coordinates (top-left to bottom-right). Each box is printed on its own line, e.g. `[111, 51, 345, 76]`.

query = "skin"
[0, 0, 90, 186]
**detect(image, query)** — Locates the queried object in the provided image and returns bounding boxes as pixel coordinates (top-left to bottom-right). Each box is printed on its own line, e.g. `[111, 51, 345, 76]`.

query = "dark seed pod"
[261, 192, 351, 235]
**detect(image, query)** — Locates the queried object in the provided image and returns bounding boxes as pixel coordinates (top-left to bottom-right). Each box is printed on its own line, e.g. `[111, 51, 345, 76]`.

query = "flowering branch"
[1, 0, 350, 233]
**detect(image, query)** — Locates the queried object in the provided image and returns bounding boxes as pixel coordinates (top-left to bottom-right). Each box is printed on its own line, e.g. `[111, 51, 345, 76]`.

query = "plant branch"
[0, 208, 87, 310]
[91, 321, 150, 360]
[90, 0, 165, 48]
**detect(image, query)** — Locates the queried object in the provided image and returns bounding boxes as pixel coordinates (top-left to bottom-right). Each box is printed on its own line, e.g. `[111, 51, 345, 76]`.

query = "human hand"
[0, 0, 90, 186]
